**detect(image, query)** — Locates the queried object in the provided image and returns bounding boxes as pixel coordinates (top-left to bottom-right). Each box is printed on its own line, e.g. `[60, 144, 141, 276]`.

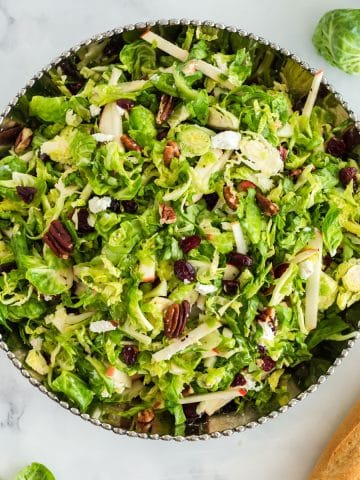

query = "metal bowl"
[0, 19, 359, 441]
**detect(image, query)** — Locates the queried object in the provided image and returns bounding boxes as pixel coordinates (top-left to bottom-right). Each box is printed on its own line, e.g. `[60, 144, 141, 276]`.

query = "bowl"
[0, 19, 359, 441]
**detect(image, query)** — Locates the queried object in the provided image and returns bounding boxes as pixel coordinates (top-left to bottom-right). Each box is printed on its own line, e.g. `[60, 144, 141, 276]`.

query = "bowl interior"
[0, 20, 359, 439]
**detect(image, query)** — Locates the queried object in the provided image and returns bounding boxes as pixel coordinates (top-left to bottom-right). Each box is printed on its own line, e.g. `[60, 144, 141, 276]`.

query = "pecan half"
[43, 220, 74, 259]
[163, 300, 190, 338]
[223, 185, 239, 210]
[120, 134, 142, 152]
[159, 203, 177, 224]
[0, 125, 22, 145]
[256, 307, 277, 332]
[156, 94, 175, 125]
[163, 140, 180, 167]
[255, 192, 279, 216]
[14, 127, 33, 154]
[137, 408, 155, 424]
[288, 168, 303, 180]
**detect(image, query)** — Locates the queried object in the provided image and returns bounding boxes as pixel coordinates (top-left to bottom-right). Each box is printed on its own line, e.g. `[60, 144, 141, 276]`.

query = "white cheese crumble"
[87, 214, 96, 227]
[259, 321, 275, 343]
[299, 260, 315, 280]
[88, 196, 112, 214]
[195, 283, 218, 295]
[43, 295, 53, 302]
[89, 104, 101, 117]
[89, 320, 116, 333]
[92, 133, 115, 143]
[211, 131, 241, 150]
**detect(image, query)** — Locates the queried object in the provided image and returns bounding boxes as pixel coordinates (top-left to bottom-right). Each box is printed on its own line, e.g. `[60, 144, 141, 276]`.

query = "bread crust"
[309, 398, 360, 480]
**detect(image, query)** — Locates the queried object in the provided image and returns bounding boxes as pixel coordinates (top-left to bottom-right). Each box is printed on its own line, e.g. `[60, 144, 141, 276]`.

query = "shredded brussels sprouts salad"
[0, 24, 359, 433]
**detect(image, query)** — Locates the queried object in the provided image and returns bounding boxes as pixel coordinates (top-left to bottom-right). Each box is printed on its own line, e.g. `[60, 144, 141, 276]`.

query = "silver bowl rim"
[0, 18, 359, 442]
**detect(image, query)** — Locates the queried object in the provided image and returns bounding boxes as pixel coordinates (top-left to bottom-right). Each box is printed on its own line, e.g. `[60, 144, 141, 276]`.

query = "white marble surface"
[0, 0, 359, 479]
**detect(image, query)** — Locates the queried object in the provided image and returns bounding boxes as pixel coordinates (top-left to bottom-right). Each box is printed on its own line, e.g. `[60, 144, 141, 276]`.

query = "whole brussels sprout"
[312, 9, 360, 75]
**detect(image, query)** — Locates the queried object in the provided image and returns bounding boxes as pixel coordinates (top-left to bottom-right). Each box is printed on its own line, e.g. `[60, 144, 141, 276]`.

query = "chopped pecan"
[14, 127, 33, 154]
[278, 146, 288, 162]
[159, 203, 177, 225]
[223, 185, 239, 210]
[0, 124, 22, 145]
[120, 134, 142, 152]
[163, 300, 190, 338]
[163, 140, 180, 167]
[156, 94, 175, 125]
[256, 307, 277, 332]
[255, 192, 279, 216]
[16, 186, 36, 204]
[288, 168, 303, 180]
[43, 220, 74, 259]
[137, 408, 155, 424]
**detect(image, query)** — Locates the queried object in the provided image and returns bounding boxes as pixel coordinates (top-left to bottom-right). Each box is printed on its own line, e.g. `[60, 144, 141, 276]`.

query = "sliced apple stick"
[141, 30, 236, 90]
[302, 69, 324, 118]
[304, 230, 323, 331]
[179, 388, 245, 405]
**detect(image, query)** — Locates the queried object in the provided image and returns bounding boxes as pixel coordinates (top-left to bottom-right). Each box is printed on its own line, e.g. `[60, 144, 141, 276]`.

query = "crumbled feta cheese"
[89, 320, 117, 333]
[195, 283, 218, 295]
[299, 260, 315, 280]
[66, 109, 80, 126]
[92, 133, 115, 143]
[88, 196, 112, 214]
[222, 327, 233, 338]
[89, 104, 101, 117]
[211, 131, 241, 150]
[43, 295, 53, 302]
[259, 321, 275, 343]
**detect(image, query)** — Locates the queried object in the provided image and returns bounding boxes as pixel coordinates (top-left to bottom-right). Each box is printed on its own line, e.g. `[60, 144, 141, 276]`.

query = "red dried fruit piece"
[116, 99, 135, 111]
[109, 199, 121, 213]
[16, 186, 36, 204]
[278, 146, 288, 162]
[227, 252, 253, 269]
[238, 180, 256, 191]
[179, 235, 201, 254]
[77, 208, 94, 234]
[157, 129, 169, 141]
[203, 192, 219, 210]
[0, 262, 17, 274]
[339, 167, 357, 187]
[183, 403, 199, 419]
[121, 345, 139, 366]
[231, 373, 246, 387]
[342, 126, 360, 152]
[326, 137, 347, 158]
[260, 355, 276, 372]
[222, 279, 239, 295]
[122, 200, 138, 214]
[273, 263, 289, 279]
[174, 260, 196, 283]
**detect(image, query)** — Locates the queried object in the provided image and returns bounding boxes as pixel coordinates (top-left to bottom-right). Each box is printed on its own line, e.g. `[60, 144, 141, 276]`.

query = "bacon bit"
[238, 180, 256, 192]
[238, 388, 247, 396]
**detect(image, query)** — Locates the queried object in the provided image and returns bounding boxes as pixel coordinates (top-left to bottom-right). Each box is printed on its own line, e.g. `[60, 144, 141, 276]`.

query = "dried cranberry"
[109, 199, 121, 213]
[179, 235, 201, 254]
[339, 167, 357, 187]
[157, 129, 169, 141]
[222, 279, 238, 295]
[40, 153, 50, 162]
[261, 355, 276, 372]
[122, 345, 139, 366]
[278, 146, 288, 162]
[227, 252, 253, 269]
[342, 126, 360, 152]
[104, 35, 121, 57]
[59, 59, 81, 79]
[323, 254, 332, 270]
[326, 137, 347, 158]
[238, 180, 256, 191]
[0, 262, 17, 274]
[122, 200, 138, 214]
[273, 263, 289, 279]
[77, 208, 94, 234]
[16, 186, 36, 204]
[203, 192, 219, 211]
[116, 99, 135, 111]
[174, 260, 196, 283]
[68, 82, 84, 95]
[183, 403, 199, 419]
[231, 373, 246, 387]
